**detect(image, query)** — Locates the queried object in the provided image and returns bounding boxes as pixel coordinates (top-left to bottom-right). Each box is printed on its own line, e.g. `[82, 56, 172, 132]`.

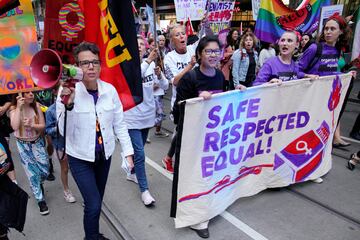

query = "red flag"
[185, 17, 194, 36]
[82, 0, 142, 111]
[0, 0, 19, 15]
[43, 0, 85, 64]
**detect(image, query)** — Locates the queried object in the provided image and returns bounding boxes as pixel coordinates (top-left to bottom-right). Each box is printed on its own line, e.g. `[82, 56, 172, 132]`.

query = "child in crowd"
[9, 92, 50, 215]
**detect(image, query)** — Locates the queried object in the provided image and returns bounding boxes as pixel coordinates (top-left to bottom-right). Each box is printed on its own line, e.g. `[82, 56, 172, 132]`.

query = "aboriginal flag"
[0, 0, 20, 15]
[79, 0, 142, 110]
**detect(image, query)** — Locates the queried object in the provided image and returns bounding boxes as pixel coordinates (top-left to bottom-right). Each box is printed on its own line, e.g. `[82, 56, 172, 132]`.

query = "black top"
[0, 95, 13, 137]
[0, 135, 14, 177]
[245, 51, 256, 87]
[173, 66, 225, 124]
[87, 89, 104, 155]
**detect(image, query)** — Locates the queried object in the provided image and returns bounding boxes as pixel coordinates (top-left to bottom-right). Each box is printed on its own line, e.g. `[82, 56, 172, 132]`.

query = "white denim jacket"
[56, 80, 134, 162]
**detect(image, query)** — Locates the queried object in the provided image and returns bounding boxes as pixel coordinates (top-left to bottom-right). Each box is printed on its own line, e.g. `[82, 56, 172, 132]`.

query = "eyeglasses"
[204, 49, 221, 56]
[78, 59, 101, 68]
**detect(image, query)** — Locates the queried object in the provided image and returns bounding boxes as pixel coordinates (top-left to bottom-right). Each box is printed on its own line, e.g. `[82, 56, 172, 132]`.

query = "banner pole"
[152, 0, 157, 48]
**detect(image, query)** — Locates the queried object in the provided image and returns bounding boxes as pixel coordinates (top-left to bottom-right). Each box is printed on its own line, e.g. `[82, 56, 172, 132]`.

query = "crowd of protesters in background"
[0, 11, 359, 240]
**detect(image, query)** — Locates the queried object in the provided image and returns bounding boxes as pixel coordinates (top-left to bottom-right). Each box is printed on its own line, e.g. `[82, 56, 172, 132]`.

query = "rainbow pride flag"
[254, 0, 331, 43]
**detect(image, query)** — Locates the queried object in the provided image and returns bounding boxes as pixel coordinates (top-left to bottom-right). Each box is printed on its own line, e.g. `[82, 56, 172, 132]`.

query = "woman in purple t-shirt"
[253, 31, 317, 86]
[299, 13, 353, 149]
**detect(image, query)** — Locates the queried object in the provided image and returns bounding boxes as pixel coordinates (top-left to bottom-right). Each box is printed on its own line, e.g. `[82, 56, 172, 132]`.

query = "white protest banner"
[208, 0, 235, 34]
[172, 74, 351, 228]
[318, 4, 343, 33]
[251, 0, 261, 20]
[174, 0, 207, 22]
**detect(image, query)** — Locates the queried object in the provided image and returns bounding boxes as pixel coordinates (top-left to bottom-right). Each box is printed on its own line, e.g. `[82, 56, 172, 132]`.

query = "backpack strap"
[305, 42, 323, 72]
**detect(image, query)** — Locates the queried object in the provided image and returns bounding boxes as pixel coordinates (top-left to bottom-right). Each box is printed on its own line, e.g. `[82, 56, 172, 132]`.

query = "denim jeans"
[68, 153, 111, 240]
[128, 128, 149, 192]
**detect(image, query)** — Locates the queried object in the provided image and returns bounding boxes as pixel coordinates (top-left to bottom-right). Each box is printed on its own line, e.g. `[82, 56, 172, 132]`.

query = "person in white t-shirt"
[124, 36, 168, 206]
[162, 24, 197, 173]
[258, 42, 276, 67]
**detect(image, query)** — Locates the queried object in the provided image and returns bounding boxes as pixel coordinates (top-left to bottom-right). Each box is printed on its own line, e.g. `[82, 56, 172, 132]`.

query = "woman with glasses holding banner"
[172, 35, 245, 239]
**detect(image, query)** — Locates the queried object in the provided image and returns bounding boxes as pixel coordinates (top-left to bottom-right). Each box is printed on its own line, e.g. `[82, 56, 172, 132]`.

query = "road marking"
[221, 212, 269, 240]
[341, 136, 360, 144]
[145, 156, 269, 240]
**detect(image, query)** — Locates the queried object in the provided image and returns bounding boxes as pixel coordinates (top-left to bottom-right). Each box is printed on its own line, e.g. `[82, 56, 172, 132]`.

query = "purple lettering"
[214, 151, 227, 171]
[203, 132, 220, 152]
[222, 103, 234, 125]
[277, 114, 287, 131]
[206, 105, 221, 129]
[286, 112, 296, 130]
[265, 116, 276, 134]
[242, 122, 256, 141]
[296, 111, 310, 128]
[201, 156, 214, 178]
[229, 147, 244, 165]
[247, 98, 260, 118]
[236, 99, 248, 119]
[229, 124, 242, 144]
[255, 119, 266, 138]
[220, 127, 230, 149]
[243, 143, 255, 162]
[256, 140, 264, 155]
[6, 81, 15, 90]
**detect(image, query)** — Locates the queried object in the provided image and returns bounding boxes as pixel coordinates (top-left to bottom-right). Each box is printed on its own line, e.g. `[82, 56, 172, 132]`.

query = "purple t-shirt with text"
[298, 42, 340, 76]
[253, 56, 302, 86]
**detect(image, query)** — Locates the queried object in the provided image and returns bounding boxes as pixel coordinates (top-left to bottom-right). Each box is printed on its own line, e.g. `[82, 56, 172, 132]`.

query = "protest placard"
[172, 74, 352, 228]
[174, 0, 207, 22]
[0, 0, 41, 95]
[208, 1, 235, 34]
[318, 4, 344, 33]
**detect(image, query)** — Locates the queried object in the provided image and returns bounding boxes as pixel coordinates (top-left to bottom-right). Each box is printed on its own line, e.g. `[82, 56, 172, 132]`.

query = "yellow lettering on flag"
[99, 0, 132, 68]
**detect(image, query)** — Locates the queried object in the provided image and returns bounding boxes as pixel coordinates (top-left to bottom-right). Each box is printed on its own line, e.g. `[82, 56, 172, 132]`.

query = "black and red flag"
[0, 0, 19, 15]
[79, 0, 142, 111]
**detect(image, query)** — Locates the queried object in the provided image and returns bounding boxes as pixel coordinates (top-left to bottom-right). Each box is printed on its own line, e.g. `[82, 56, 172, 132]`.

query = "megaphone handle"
[61, 80, 76, 105]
